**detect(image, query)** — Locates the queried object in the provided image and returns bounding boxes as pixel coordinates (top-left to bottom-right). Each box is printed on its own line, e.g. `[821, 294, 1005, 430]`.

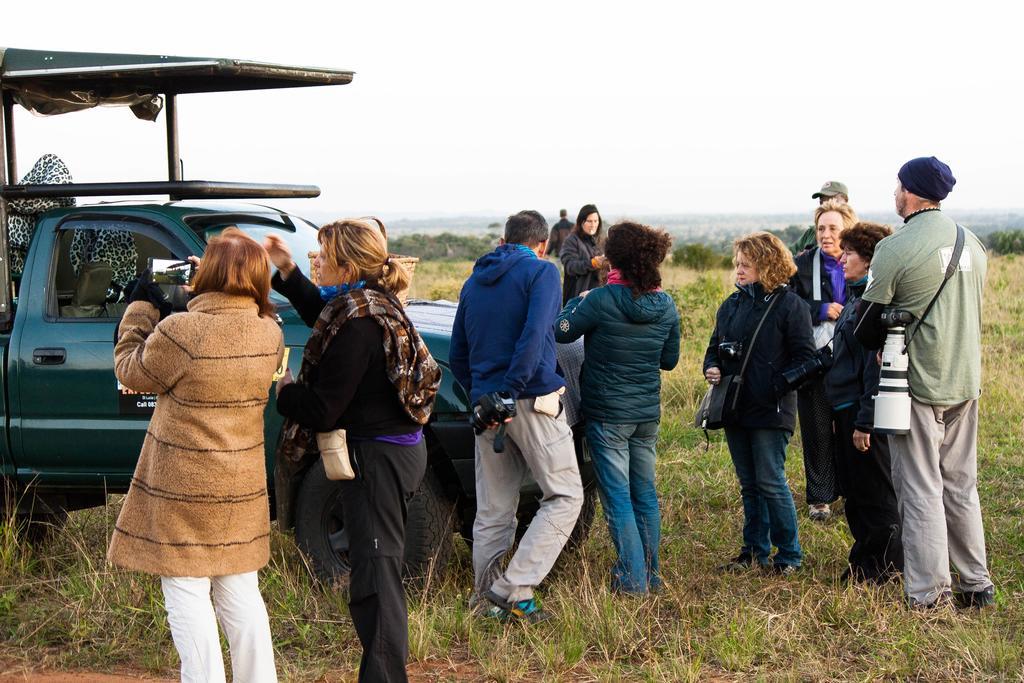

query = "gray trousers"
[473, 399, 584, 604]
[889, 398, 992, 605]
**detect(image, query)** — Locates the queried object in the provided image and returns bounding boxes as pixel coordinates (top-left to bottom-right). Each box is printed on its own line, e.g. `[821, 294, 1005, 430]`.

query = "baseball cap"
[811, 180, 849, 200]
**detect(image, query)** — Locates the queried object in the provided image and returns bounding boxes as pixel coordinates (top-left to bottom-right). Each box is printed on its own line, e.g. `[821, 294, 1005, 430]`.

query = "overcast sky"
[4, 1, 1022, 220]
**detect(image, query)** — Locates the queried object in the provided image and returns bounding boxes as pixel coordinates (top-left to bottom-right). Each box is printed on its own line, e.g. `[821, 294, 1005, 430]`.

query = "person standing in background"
[547, 208, 573, 258]
[791, 199, 859, 522]
[824, 221, 903, 583]
[792, 180, 850, 254]
[560, 204, 607, 304]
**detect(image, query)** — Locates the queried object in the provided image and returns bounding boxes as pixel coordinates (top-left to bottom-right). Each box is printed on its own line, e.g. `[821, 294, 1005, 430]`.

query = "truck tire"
[293, 460, 455, 589]
[1, 478, 69, 543]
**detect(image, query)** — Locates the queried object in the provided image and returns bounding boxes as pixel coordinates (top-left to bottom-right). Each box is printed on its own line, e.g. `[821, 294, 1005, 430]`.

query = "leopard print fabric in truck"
[7, 154, 76, 276]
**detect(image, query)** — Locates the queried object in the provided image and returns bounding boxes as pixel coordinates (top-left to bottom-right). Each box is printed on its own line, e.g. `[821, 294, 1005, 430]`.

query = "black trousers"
[340, 439, 427, 683]
[833, 407, 904, 582]
[797, 378, 839, 504]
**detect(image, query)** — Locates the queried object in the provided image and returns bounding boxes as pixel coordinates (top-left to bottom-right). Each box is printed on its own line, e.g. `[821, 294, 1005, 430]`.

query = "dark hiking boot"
[955, 585, 996, 610]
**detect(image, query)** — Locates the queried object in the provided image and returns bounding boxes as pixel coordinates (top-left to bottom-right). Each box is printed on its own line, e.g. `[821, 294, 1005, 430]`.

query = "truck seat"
[59, 261, 113, 318]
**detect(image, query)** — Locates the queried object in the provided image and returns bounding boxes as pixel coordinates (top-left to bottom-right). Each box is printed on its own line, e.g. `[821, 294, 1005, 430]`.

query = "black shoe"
[955, 585, 996, 610]
[716, 552, 754, 573]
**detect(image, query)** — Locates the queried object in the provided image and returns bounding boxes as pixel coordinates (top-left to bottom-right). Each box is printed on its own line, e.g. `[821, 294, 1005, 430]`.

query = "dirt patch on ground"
[0, 672, 175, 683]
[0, 659, 487, 682]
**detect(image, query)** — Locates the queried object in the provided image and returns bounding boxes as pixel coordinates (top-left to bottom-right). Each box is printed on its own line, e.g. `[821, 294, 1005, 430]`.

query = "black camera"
[471, 391, 517, 435]
[880, 307, 914, 327]
[780, 346, 833, 391]
[719, 341, 743, 361]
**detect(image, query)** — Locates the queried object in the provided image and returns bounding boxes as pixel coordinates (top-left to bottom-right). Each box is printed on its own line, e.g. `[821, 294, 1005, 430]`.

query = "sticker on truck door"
[117, 380, 156, 414]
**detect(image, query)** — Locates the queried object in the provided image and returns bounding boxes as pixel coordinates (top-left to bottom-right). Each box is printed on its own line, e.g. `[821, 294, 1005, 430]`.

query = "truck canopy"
[0, 47, 354, 117]
[0, 48, 355, 330]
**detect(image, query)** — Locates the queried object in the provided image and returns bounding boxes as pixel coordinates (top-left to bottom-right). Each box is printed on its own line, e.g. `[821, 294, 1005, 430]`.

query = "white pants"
[161, 572, 277, 683]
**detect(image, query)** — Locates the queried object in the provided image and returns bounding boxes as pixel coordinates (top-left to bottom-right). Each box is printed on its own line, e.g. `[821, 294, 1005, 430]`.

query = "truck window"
[53, 220, 189, 320]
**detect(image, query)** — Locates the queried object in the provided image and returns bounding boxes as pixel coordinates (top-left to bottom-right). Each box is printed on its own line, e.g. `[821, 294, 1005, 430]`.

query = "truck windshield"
[187, 213, 321, 305]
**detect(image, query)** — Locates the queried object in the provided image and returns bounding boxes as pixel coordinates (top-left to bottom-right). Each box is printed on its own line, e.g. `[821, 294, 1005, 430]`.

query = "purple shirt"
[359, 429, 423, 446]
[818, 251, 846, 322]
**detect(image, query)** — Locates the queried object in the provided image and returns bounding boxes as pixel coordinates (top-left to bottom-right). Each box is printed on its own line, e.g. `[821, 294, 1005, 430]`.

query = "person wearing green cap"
[792, 181, 850, 255]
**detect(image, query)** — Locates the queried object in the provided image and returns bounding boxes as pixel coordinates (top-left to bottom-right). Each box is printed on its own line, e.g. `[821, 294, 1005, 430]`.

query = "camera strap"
[731, 291, 781, 411]
[903, 224, 965, 351]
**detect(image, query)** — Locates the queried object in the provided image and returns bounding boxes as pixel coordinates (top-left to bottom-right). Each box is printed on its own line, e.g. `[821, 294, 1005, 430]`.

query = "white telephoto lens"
[874, 327, 912, 435]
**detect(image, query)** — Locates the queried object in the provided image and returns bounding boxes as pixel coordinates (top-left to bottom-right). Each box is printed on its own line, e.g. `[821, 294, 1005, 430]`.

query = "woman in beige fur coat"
[110, 229, 283, 683]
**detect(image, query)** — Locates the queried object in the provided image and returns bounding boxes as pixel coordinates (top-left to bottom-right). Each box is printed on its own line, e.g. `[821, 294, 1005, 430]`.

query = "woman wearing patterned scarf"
[265, 218, 439, 683]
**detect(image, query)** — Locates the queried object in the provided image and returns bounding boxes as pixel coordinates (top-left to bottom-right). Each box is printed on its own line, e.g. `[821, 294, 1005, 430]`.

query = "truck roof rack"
[1, 181, 320, 201]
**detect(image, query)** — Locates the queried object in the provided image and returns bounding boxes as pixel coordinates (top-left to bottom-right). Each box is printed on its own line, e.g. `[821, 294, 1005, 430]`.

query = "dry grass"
[1, 257, 1022, 681]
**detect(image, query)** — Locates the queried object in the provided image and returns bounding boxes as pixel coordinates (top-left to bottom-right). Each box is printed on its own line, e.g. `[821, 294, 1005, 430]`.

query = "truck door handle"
[33, 348, 66, 365]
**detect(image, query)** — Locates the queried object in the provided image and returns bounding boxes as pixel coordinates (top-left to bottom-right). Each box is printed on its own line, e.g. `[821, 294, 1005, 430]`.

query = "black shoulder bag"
[695, 292, 781, 433]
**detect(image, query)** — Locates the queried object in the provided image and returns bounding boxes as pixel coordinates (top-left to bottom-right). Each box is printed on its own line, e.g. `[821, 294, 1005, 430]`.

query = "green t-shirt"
[862, 209, 987, 405]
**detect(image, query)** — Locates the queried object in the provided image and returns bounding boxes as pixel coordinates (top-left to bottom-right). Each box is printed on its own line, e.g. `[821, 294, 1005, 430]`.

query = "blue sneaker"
[483, 589, 552, 624]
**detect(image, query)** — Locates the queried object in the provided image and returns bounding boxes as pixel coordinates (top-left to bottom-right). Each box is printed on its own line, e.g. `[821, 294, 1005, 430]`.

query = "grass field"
[2, 257, 1022, 681]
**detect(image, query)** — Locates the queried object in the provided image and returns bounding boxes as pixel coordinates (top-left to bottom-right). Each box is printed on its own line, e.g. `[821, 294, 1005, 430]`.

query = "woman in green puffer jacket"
[555, 222, 680, 594]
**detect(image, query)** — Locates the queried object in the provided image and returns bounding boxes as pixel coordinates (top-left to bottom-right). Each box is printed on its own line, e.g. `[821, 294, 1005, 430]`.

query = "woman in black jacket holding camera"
[825, 221, 903, 583]
[704, 232, 816, 575]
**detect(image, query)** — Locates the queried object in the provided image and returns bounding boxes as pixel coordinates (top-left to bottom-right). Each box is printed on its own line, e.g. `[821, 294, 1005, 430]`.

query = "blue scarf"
[319, 280, 366, 302]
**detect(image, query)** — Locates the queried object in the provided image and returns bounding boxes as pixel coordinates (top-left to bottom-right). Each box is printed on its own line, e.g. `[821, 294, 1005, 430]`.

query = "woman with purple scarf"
[790, 199, 858, 522]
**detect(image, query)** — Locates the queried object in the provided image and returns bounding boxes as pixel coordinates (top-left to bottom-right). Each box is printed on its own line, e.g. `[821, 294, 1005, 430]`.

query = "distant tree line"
[389, 232, 499, 260]
[984, 230, 1024, 254]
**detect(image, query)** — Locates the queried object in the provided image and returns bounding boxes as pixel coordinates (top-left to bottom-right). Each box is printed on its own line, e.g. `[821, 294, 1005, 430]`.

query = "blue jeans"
[586, 420, 661, 593]
[724, 427, 802, 567]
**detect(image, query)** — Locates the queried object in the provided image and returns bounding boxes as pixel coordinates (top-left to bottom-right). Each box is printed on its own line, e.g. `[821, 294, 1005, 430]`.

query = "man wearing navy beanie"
[855, 157, 994, 609]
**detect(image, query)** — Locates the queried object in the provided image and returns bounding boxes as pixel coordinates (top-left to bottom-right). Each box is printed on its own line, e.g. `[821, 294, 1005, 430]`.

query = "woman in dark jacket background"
[791, 199, 859, 522]
[555, 222, 681, 594]
[705, 232, 815, 575]
[825, 221, 903, 583]
[559, 204, 607, 303]
[265, 219, 440, 683]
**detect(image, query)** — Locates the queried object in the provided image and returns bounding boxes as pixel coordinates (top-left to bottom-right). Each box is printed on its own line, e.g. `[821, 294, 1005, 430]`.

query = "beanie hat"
[897, 156, 956, 202]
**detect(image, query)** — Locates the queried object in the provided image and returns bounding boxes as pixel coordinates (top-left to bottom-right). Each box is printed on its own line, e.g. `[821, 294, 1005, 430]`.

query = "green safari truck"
[0, 48, 595, 583]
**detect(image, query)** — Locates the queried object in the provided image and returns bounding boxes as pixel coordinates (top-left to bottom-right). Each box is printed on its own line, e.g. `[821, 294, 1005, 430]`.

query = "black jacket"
[559, 232, 602, 304]
[273, 269, 419, 436]
[824, 283, 879, 432]
[791, 247, 837, 323]
[547, 218, 573, 257]
[703, 283, 816, 431]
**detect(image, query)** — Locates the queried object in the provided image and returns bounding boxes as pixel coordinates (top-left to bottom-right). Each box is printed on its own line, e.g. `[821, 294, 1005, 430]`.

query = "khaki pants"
[889, 398, 992, 605]
[472, 399, 584, 604]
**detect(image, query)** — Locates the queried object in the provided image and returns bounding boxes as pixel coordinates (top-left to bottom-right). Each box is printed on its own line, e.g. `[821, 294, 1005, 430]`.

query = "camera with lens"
[718, 340, 743, 361]
[471, 391, 517, 435]
[780, 345, 833, 391]
[879, 307, 914, 327]
[875, 307, 914, 435]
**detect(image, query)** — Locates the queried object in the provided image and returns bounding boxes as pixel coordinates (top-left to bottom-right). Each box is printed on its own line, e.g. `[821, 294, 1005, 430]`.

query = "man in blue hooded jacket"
[450, 209, 584, 623]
